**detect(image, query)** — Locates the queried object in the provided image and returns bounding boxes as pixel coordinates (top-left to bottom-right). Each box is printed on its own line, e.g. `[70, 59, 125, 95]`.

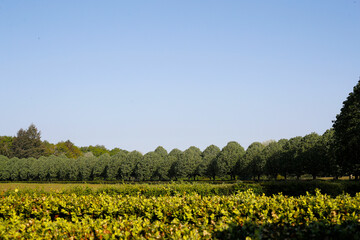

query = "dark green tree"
[217, 141, 245, 180]
[119, 151, 142, 180]
[108, 151, 127, 180]
[245, 142, 265, 180]
[11, 124, 45, 158]
[264, 140, 286, 179]
[168, 148, 182, 180]
[0, 155, 10, 180]
[76, 155, 97, 181]
[284, 136, 303, 180]
[154, 146, 168, 158]
[202, 145, 221, 180]
[300, 132, 325, 180]
[333, 80, 360, 179]
[0, 136, 14, 157]
[321, 129, 338, 178]
[42, 140, 56, 157]
[152, 146, 174, 180]
[92, 153, 111, 180]
[134, 151, 160, 181]
[173, 146, 202, 180]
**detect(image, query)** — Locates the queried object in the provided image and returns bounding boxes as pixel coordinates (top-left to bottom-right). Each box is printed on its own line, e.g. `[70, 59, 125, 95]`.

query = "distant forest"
[1, 80, 359, 182]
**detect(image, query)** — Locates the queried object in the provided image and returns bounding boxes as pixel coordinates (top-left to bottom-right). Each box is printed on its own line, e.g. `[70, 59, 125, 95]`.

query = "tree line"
[0, 130, 336, 181]
[0, 79, 359, 181]
[0, 125, 124, 159]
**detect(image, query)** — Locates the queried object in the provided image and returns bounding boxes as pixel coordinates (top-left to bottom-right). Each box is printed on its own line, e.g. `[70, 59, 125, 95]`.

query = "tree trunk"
[312, 175, 316, 180]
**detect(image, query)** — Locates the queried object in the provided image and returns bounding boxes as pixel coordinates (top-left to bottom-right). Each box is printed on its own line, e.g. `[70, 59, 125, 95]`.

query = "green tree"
[153, 146, 173, 180]
[245, 142, 265, 180]
[0, 136, 14, 157]
[80, 145, 109, 157]
[42, 140, 56, 156]
[300, 132, 324, 180]
[333, 80, 360, 179]
[202, 145, 221, 180]
[154, 146, 168, 158]
[41, 155, 59, 181]
[283, 136, 303, 180]
[217, 141, 245, 180]
[264, 140, 286, 179]
[18, 157, 35, 180]
[168, 149, 182, 180]
[108, 151, 127, 180]
[76, 155, 97, 181]
[321, 129, 338, 178]
[0, 155, 10, 180]
[158, 155, 177, 181]
[55, 140, 83, 159]
[109, 148, 128, 156]
[11, 124, 45, 158]
[92, 154, 111, 180]
[119, 151, 142, 180]
[173, 146, 202, 180]
[134, 151, 160, 181]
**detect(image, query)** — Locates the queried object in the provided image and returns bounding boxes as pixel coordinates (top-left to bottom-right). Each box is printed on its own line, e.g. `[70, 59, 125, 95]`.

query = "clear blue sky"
[1, 1, 359, 153]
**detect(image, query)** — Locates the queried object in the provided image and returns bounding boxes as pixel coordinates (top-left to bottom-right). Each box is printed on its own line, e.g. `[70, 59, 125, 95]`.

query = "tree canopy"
[333, 80, 360, 178]
[11, 124, 45, 159]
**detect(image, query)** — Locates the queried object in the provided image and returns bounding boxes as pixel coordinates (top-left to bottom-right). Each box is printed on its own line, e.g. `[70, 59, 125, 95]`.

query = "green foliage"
[154, 146, 168, 158]
[283, 136, 303, 179]
[173, 146, 202, 180]
[80, 145, 109, 157]
[245, 142, 265, 180]
[264, 141, 284, 179]
[11, 124, 45, 159]
[1, 186, 360, 239]
[152, 146, 171, 180]
[202, 145, 221, 180]
[55, 140, 83, 159]
[107, 151, 127, 180]
[333, 80, 360, 177]
[217, 141, 245, 179]
[299, 133, 323, 179]
[109, 147, 128, 156]
[134, 152, 161, 181]
[0, 136, 14, 157]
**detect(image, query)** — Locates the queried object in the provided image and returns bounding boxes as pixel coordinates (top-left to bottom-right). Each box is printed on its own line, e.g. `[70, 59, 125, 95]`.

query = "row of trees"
[0, 130, 335, 181]
[0, 125, 125, 159]
[1, 79, 359, 181]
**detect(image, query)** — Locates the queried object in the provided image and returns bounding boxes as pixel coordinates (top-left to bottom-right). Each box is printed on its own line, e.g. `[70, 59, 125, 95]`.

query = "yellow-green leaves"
[1, 190, 360, 239]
